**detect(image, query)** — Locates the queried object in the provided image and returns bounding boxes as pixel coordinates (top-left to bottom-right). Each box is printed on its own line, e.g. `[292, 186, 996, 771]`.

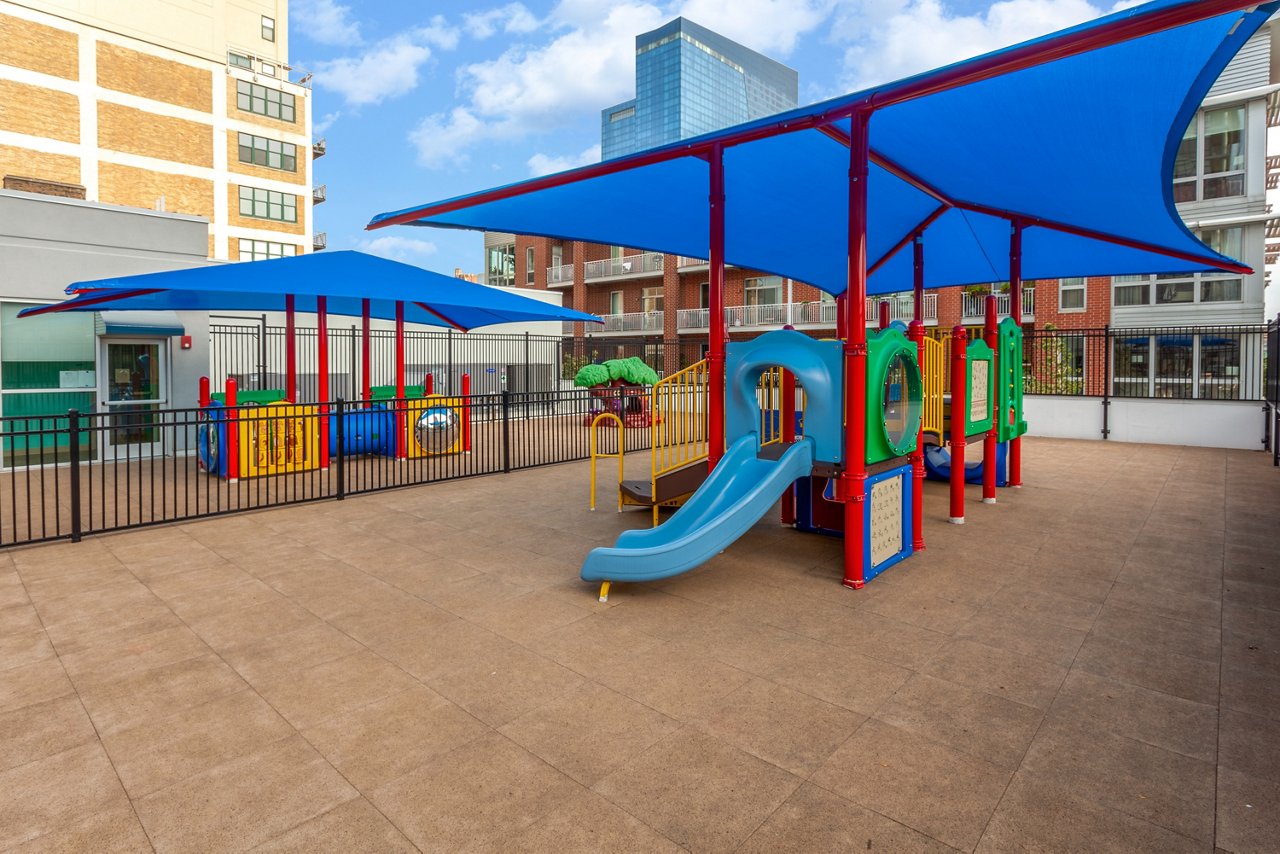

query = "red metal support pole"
[707, 143, 728, 469]
[909, 235, 926, 551]
[395, 300, 406, 460]
[424, 373, 434, 396]
[841, 108, 871, 590]
[461, 372, 472, 452]
[225, 376, 239, 482]
[361, 298, 372, 406]
[284, 294, 297, 402]
[1008, 221, 1024, 488]
[835, 294, 848, 340]
[982, 295, 999, 504]
[317, 296, 330, 468]
[878, 300, 890, 330]
[198, 376, 210, 409]
[780, 368, 796, 525]
[949, 325, 967, 524]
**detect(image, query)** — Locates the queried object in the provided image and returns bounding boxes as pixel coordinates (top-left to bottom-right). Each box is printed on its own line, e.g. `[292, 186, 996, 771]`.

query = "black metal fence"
[1266, 315, 1278, 465]
[1024, 324, 1268, 401]
[0, 388, 660, 549]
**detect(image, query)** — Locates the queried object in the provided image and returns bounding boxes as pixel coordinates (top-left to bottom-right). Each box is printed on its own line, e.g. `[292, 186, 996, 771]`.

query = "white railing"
[597, 311, 665, 333]
[676, 295, 938, 331]
[546, 263, 574, 285]
[961, 288, 1036, 321]
[865, 293, 938, 324]
[677, 256, 707, 268]
[583, 252, 664, 280]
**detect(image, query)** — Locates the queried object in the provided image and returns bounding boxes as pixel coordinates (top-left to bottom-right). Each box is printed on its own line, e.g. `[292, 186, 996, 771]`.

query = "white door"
[100, 339, 168, 457]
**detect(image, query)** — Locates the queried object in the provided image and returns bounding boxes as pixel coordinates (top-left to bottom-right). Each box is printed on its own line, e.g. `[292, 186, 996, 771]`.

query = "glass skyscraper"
[601, 18, 799, 160]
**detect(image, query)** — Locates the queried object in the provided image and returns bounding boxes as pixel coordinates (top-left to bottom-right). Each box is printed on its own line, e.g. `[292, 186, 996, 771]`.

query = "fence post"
[502, 389, 511, 473]
[334, 397, 345, 500]
[258, 314, 268, 390]
[67, 409, 82, 542]
[523, 331, 530, 420]
[1101, 324, 1112, 440]
[447, 329, 454, 394]
[462, 373, 472, 453]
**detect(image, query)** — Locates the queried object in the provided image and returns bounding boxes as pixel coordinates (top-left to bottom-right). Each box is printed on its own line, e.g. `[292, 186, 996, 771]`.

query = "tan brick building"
[0, 0, 319, 262]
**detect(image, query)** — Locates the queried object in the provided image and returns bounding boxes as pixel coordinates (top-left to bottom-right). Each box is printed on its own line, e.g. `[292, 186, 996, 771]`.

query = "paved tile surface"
[0, 437, 1277, 852]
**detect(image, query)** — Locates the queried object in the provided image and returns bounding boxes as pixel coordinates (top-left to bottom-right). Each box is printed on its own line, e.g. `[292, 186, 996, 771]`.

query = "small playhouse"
[574, 357, 660, 428]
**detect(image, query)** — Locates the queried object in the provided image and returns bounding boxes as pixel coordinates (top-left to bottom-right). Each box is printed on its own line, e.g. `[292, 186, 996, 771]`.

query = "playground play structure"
[20, 251, 599, 479]
[369, 0, 1269, 595]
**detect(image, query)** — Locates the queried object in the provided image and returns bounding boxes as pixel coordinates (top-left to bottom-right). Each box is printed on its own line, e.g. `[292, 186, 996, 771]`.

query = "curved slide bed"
[581, 433, 815, 584]
[923, 441, 1007, 487]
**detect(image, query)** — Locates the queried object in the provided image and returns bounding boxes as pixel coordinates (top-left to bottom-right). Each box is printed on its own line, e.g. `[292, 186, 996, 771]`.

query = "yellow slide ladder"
[648, 359, 709, 524]
[921, 336, 945, 442]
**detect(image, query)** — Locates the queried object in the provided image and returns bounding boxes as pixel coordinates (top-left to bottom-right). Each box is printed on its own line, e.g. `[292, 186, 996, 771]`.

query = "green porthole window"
[881, 350, 922, 456]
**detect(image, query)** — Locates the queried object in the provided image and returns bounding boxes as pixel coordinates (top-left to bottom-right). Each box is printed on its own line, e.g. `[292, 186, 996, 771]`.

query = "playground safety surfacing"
[0, 437, 1276, 853]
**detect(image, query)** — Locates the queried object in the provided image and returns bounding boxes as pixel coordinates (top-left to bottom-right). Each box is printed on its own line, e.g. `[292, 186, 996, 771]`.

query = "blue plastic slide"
[923, 442, 1007, 487]
[580, 433, 815, 583]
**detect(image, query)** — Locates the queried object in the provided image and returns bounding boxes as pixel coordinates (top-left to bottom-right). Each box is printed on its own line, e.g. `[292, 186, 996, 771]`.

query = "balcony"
[584, 252, 664, 281]
[677, 256, 707, 269]
[593, 311, 666, 334]
[546, 263, 574, 287]
[960, 288, 1036, 322]
[676, 294, 937, 331]
[313, 232, 327, 251]
[312, 184, 326, 205]
[312, 138, 326, 159]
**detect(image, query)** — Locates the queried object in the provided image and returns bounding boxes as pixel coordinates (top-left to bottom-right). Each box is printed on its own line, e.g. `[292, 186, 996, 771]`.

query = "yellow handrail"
[589, 412, 624, 512]
[650, 359, 709, 525]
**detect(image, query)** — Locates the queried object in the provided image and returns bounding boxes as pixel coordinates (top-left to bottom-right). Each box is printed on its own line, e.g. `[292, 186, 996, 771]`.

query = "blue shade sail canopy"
[20, 251, 600, 330]
[369, 0, 1274, 296]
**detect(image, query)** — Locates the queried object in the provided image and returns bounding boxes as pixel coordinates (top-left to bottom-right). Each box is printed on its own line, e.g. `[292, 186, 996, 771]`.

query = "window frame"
[744, 275, 783, 306]
[235, 80, 297, 124]
[1058, 277, 1086, 312]
[525, 247, 535, 284]
[236, 132, 297, 173]
[1173, 104, 1246, 203]
[237, 239, 295, 261]
[262, 15, 276, 42]
[237, 186, 298, 223]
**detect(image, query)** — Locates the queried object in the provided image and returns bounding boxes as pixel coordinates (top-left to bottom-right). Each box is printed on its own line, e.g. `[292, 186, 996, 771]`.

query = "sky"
[291, 0, 1151, 275]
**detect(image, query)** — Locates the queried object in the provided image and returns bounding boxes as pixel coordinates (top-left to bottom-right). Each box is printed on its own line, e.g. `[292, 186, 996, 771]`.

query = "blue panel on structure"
[862, 464, 914, 583]
[725, 330, 843, 463]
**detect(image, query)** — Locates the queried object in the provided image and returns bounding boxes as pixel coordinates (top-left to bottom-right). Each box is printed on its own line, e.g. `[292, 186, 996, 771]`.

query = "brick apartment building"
[496, 16, 1275, 396]
[0, 0, 321, 261]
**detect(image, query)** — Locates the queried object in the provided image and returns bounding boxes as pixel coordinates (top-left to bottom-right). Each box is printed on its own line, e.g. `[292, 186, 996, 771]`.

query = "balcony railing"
[312, 184, 326, 204]
[312, 138, 326, 159]
[595, 311, 666, 333]
[960, 288, 1036, 321]
[676, 294, 938, 331]
[312, 232, 327, 251]
[584, 252, 664, 281]
[546, 263, 574, 285]
[677, 256, 707, 268]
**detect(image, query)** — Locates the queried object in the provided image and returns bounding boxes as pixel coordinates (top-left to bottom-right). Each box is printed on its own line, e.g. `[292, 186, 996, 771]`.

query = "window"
[238, 186, 297, 222]
[259, 62, 276, 77]
[485, 243, 515, 288]
[262, 15, 275, 41]
[237, 133, 297, 172]
[698, 281, 709, 308]
[609, 107, 635, 122]
[238, 239, 296, 261]
[1058, 277, 1086, 311]
[228, 52, 252, 69]
[609, 291, 623, 315]
[525, 247, 535, 284]
[1173, 105, 1245, 202]
[744, 276, 783, 306]
[550, 244, 563, 268]
[641, 287, 663, 313]
[235, 80, 296, 123]
[1113, 225, 1245, 306]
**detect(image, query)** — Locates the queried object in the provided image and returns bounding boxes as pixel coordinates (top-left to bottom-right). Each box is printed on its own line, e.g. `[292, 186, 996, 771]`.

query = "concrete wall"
[1025, 395, 1267, 450]
[0, 188, 213, 411]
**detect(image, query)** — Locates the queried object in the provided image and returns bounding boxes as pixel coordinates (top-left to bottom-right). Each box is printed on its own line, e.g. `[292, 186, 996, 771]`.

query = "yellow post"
[598, 581, 611, 603]
[589, 412, 624, 511]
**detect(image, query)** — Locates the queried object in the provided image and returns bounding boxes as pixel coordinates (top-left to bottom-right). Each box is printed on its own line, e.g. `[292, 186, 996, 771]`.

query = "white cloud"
[675, 0, 834, 55]
[357, 235, 440, 263]
[311, 17, 460, 107]
[313, 110, 341, 135]
[839, 0, 1132, 90]
[527, 144, 601, 176]
[411, 2, 665, 167]
[292, 0, 363, 45]
[464, 3, 541, 39]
